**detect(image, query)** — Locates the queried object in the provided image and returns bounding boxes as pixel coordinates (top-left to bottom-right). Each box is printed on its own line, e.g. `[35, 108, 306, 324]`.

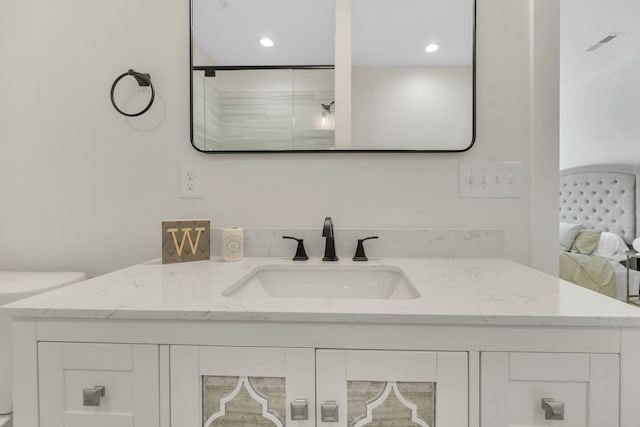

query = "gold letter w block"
[162, 220, 211, 264]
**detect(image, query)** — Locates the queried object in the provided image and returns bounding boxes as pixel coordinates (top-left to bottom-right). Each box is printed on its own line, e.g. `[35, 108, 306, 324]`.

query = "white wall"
[560, 54, 640, 169]
[352, 66, 473, 150]
[530, 0, 561, 275]
[0, 0, 557, 278]
[560, 0, 640, 169]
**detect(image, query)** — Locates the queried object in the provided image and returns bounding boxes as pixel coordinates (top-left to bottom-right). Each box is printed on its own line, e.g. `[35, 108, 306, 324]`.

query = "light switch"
[459, 161, 523, 198]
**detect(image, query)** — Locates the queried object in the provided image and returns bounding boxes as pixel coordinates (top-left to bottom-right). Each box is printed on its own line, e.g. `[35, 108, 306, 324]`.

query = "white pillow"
[559, 222, 583, 251]
[593, 232, 629, 262]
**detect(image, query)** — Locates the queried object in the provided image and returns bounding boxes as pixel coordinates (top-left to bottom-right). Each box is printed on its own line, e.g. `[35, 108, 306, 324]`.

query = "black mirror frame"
[189, 0, 476, 154]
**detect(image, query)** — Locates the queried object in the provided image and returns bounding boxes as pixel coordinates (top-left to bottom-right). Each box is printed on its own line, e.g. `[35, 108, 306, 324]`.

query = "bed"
[560, 164, 640, 301]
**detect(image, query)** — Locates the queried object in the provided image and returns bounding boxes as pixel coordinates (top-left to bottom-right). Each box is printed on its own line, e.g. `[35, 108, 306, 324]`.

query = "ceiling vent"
[586, 33, 621, 52]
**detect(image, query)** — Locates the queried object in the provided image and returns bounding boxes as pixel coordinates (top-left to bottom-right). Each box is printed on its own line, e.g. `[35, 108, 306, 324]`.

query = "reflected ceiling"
[192, 0, 473, 66]
[192, 0, 335, 65]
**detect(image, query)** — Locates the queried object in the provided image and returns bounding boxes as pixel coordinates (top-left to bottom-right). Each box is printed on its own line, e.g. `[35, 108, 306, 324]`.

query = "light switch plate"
[459, 161, 524, 198]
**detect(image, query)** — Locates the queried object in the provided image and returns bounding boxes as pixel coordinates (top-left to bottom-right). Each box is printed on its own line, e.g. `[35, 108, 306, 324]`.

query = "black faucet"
[322, 217, 339, 261]
[282, 236, 309, 261]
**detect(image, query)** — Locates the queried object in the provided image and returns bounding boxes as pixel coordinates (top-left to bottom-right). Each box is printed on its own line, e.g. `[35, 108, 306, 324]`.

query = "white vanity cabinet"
[30, 341, 623, 427]
[169, 346, 468, 427]
[7, 258, 640, 427]
[170, 346, 316, 426]
[481, 352, 619, 426]
[37, 342, 160, 427]
[30, 338, 625, 427]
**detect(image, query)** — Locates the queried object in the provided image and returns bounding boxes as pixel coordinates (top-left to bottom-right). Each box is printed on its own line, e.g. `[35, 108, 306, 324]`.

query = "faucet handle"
[322, 217, 333, 237]
[283, 236, 309, 261]
[353, 236, 379, 262]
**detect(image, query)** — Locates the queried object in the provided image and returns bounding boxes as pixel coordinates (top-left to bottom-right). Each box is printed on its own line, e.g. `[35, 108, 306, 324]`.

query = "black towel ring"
[110, 69, 155, 117]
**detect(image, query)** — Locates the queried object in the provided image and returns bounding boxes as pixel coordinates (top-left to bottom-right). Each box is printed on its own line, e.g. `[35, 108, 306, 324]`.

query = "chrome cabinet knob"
[541, 397, 565, 420]
[321, 400, 339, 422]
[83, 386, 106, 406]
[291, 398, 309, 420]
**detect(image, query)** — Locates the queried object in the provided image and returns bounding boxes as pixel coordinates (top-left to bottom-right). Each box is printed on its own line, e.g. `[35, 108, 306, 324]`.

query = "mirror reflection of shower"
[192, 67, 335, 150]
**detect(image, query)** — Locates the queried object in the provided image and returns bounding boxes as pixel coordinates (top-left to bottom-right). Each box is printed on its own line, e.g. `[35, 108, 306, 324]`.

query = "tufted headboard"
[560, 164, 640, 245]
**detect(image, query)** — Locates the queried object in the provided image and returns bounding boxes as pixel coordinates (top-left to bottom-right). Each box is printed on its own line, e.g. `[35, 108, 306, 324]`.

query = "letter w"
[167, 227, 206, 256]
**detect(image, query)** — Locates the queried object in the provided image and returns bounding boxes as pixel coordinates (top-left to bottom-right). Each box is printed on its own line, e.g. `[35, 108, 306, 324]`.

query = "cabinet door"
[316, 350, 468, 427]
[171, 346, 315, 427]
[38, 342, 159, 427]
[481, 352, 619, 426]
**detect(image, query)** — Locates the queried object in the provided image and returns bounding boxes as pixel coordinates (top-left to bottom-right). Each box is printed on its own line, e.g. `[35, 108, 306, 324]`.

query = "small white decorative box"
[221, 227, 244, 262]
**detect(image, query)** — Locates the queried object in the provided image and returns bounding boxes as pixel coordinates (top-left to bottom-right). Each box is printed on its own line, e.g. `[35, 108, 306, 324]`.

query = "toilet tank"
[0, 271, 86, 415]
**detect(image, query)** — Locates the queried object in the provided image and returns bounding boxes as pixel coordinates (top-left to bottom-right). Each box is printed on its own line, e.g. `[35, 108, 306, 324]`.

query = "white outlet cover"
[180, 163, 203, 199]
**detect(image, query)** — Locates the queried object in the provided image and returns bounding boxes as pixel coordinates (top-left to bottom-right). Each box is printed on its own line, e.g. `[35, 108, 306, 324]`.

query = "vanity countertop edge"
[2, 257, 640, 327]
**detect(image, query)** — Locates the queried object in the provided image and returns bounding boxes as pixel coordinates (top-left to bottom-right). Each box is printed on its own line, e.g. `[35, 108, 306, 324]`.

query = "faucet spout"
[322, 217, 339, 261]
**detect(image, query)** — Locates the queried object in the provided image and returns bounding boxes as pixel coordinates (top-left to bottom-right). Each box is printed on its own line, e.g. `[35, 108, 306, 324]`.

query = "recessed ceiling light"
[425, 44, 439, 53]
[260, 38, 274, 47]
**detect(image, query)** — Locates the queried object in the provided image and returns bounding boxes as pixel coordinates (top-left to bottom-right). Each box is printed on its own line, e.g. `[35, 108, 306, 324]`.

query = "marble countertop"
[2, 257, 640, 327]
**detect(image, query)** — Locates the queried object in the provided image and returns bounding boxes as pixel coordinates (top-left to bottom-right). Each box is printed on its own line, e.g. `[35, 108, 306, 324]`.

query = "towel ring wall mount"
[110, 69, 155, 117]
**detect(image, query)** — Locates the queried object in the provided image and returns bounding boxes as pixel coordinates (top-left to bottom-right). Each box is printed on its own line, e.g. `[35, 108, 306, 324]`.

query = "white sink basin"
[222, 265, 420, 299]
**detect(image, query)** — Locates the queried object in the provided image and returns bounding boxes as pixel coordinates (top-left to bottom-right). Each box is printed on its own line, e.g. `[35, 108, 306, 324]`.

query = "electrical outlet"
[180, 163, 203, 199]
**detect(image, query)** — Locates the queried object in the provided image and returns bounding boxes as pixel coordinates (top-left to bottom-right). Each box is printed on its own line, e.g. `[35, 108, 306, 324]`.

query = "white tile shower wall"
[209, 69, 335, 150]
[211, 229, 503, 259]
[192, 71, 224, 150]
[0, 0, 558, 278]
[193, 71, 205, 147]
[204, 76, 223, 150]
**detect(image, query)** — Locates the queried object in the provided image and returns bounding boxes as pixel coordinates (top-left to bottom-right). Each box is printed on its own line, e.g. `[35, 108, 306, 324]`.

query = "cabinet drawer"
[481, 352, 619, 426]
[38, 343, 159, 427]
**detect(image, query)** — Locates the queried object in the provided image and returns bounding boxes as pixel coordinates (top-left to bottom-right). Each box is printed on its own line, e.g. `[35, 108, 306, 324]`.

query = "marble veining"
[2, 257, 640, 326]
[211, 228, 503, 259]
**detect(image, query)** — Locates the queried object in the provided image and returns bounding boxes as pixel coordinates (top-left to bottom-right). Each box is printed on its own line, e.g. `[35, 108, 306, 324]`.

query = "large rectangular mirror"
[190, 0, 475, 153]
